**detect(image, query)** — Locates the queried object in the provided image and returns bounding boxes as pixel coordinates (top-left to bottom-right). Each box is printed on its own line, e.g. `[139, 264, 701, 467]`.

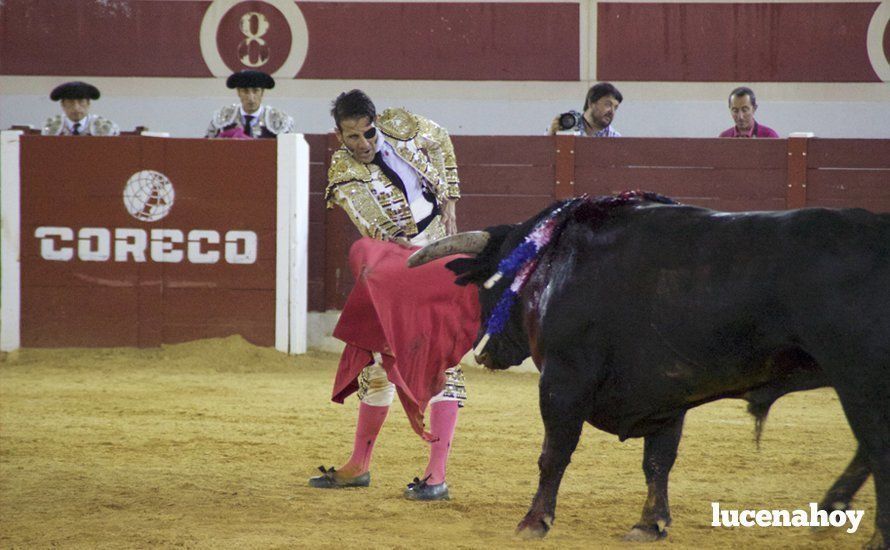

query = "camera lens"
[558, 112, 579, 131]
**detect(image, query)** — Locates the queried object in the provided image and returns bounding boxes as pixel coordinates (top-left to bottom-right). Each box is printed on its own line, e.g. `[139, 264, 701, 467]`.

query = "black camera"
[558, 110, 582, 131]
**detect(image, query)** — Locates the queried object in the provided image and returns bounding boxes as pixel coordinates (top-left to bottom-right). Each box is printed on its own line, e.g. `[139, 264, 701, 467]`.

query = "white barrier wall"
[3, 78, 890, 140]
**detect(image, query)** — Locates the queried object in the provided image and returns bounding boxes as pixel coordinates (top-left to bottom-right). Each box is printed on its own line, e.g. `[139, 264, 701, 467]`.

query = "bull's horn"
[407, 231, 490, 267]
[473, 333, 491, 357]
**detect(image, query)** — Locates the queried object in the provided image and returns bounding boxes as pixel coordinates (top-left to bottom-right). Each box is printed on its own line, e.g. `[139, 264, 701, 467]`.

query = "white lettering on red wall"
[34, 227, 258, 265]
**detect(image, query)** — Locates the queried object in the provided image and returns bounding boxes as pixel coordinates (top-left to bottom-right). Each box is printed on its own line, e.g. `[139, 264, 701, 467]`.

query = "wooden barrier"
[1, 132, 308, 351]
[5, 132, 887, 345]
[805, 139, 890, 211]
[570, 138, 788, 211]
[313, 135, 890, 311]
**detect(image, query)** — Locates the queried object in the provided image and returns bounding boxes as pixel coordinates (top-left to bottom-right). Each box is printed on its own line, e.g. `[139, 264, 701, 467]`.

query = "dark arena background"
[1, 0, 889, 548]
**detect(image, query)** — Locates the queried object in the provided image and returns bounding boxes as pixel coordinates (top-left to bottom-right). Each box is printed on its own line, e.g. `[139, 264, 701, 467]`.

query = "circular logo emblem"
[217, 5, 292, 74]
[123, 170, 175, 222]
[867, 1, 890, 81]
[200, 0, 308, 78]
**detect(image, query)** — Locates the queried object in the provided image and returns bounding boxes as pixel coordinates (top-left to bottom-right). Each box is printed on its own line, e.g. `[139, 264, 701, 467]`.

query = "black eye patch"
[363, 127, 377, 140]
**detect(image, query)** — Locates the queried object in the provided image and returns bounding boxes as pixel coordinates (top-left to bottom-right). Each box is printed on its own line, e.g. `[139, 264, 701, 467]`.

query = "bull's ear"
[479, 224, 514, 253]
[444, 257, 480, 286]
[445, 224, 514, 286]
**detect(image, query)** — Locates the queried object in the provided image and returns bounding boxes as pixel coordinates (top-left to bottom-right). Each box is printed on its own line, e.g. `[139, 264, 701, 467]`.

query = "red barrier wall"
[313, 135, 890, 310]
[14, 134, 890, 341]
[806, 139, 890, 209]
[20, 135, 278, 347]
[570, 138, 789, 211]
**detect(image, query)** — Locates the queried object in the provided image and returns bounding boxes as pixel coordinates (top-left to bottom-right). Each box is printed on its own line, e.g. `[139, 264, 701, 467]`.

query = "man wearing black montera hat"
[206, 70, 295, 138]
[42, 81, 120, 136]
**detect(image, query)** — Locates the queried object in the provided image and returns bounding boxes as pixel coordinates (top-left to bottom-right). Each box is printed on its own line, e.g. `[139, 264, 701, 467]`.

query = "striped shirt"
[568, 118, 621, 137]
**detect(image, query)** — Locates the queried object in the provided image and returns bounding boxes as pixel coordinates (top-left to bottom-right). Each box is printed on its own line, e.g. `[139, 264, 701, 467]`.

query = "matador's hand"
[547, 115, 561, 136]
[391, 236, 413, 248]
[442, 200, 457, 236]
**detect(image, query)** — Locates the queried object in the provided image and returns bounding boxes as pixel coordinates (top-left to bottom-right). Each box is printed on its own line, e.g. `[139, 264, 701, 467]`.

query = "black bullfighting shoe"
[308, 466, 370, 489]
[403, 475, 450, 501]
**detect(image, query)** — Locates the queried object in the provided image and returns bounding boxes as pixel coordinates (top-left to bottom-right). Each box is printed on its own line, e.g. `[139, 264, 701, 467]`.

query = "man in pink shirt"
[719, 87, 779, 138]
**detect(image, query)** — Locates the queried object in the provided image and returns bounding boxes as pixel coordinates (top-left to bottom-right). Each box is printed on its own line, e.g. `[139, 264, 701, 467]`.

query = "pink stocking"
[423, 400, 459, 485]
[340, 402, 389, 476]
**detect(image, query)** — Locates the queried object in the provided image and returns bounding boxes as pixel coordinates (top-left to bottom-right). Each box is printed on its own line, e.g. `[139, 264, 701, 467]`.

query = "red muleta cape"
[331, 238, 481, 440]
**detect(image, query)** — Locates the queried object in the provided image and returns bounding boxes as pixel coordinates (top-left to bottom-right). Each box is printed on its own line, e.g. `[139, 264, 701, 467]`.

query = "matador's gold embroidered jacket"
[325, 108, 460, 240]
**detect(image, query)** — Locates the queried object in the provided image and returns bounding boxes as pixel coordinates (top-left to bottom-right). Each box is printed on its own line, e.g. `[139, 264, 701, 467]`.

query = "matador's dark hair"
[331, 89, 377, 130]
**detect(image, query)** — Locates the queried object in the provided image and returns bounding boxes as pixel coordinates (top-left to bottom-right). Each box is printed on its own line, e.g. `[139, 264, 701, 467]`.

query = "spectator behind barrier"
[42, 81, 119, 136]
[719, 87, 779, 138]
[206, 70, 294, 139]
[548, 82, 622, 137]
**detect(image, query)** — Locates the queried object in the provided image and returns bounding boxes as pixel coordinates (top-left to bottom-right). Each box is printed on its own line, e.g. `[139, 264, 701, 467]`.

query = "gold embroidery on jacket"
[326, 108, 461, 239]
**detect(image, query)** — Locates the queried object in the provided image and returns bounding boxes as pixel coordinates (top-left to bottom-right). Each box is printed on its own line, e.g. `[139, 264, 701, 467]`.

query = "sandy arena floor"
[0, 336, 876, 549]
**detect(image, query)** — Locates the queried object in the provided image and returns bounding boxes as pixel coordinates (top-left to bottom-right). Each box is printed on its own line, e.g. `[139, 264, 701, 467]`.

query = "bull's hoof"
[516, 514, 553, 539]
[623, 523, 668, 542]
[811, 502, 847, 533]
[817, 500, 849, 513]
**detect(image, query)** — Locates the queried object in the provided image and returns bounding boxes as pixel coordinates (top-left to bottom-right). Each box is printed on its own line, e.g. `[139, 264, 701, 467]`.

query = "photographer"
[548, 82, 622, 137]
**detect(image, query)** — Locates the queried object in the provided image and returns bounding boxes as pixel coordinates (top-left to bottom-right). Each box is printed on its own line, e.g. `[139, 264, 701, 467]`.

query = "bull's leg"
[830, 378, 890, 550]
[515, 362, 589, 538]
[624, 413, 686, 542]
[867, 451, 890, 550]
[862, 447, 890, 550]
[818, 443, 871, 514]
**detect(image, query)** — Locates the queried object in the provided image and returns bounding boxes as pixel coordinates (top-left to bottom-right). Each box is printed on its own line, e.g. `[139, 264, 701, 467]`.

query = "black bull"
[409, 194, 890, 548]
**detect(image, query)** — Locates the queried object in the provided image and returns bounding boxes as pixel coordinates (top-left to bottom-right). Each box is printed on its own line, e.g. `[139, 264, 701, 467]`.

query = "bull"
[409, 192, 889, 548]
